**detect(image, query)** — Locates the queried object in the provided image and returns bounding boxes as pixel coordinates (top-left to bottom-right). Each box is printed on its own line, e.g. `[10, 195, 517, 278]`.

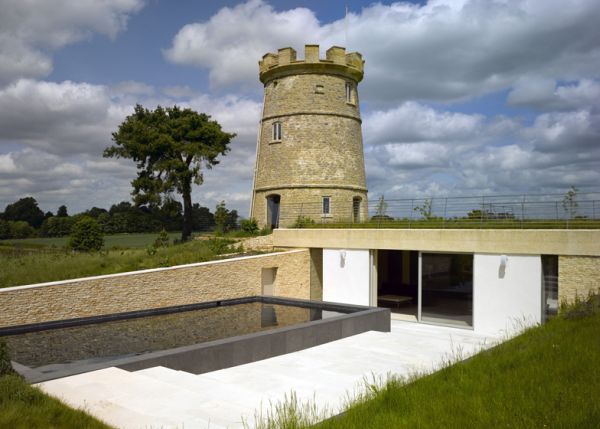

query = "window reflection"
[421, 253, 473, 327]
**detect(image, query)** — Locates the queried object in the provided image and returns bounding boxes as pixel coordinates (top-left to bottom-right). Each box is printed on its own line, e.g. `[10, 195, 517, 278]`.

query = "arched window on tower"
[272, 121, 282, 141]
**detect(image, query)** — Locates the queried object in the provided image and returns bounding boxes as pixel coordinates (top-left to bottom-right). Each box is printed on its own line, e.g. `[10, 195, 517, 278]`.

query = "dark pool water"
[3, 302, 346, 371]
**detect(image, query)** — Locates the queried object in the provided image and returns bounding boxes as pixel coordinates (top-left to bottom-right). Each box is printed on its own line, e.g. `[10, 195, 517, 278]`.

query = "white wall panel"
[474, 254, 541, 335]
[323, 249, 371, 306]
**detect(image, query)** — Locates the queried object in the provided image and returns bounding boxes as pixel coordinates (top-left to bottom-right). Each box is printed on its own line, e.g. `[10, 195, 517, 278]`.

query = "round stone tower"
[250, 45, 368, 228]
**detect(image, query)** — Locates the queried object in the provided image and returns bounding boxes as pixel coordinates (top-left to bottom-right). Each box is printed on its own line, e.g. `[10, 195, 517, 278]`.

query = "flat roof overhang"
[273, 228, 600, 256]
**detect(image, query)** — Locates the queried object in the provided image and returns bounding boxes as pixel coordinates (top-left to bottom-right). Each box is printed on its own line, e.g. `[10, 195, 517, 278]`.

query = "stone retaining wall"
[0, 250, 310, 328]
[559, 255, 600, 303]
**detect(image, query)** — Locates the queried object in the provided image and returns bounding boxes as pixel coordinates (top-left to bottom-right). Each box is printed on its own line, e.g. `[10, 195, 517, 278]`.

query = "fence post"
[555, 201, 559, 225]
[408, 199, 414, 229]
[521, 195, 525, 229]
[443, 197, 448, 229]
[480, 196, 485, 228]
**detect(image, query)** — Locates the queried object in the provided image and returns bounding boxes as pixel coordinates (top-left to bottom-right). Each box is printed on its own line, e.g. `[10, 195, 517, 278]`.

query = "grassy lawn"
[0, 339, 110, 428]
[315, 298, 600, 429]
[0, 237, 244, 288]
[0, 375, 111, 429]
[1, 232, 184, 250]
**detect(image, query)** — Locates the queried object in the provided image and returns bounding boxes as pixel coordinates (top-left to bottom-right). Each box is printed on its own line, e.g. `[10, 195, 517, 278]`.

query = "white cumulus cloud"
[166, 0, 600, 105]
[0, 0, 144, 85]
[165, 0, 322, 89]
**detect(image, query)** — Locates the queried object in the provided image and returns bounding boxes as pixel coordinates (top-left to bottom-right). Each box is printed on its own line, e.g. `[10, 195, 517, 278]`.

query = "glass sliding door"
[376, 250, 419, 321]
[420, 253, 473, 327]
[542, 255, 558, 320]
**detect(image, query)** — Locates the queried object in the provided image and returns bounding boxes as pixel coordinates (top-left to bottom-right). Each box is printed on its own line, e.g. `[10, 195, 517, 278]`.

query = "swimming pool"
[1, 296, 389, 382]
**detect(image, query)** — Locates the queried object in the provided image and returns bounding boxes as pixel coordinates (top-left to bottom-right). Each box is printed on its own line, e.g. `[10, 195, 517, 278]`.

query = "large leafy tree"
[104, 105, 235, 241]
[3, 197, 45, 228]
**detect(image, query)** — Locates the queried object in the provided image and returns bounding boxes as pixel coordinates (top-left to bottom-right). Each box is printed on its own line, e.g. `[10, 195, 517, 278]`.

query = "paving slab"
[37, 320, 501, 429]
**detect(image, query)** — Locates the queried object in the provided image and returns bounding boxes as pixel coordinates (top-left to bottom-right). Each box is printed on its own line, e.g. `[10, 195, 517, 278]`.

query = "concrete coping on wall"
[272, 228, 600, 256]
[0, 249, 307, 293]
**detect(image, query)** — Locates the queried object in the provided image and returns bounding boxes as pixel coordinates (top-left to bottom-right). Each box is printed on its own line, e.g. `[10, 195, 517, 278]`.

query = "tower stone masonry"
[250, 45, 368, 228]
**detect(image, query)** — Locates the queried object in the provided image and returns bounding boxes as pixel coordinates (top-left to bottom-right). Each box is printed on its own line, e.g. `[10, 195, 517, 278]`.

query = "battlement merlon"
[259, 45, 364, 84]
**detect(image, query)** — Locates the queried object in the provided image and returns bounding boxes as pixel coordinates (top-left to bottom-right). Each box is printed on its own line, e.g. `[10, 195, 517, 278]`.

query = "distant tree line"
[0, 196, 239, 239]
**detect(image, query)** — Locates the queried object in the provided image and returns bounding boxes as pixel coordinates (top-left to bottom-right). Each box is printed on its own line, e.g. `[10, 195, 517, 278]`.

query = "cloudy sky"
[1, 0, 599, 216]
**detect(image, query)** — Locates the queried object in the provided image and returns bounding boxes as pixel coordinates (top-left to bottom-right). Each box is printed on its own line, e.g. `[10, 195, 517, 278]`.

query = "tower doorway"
[266, 195, 280, 229]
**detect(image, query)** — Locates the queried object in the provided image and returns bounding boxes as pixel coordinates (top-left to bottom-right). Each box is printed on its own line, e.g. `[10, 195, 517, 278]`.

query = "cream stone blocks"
[558, 255, 600, 304]
[0, 250, 311, 328]
[251, 45, 368, 227]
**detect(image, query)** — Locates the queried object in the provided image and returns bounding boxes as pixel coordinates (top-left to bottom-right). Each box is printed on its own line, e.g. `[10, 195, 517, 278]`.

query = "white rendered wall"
[323, 249, 371, 306]
[474, 254, 541, 335]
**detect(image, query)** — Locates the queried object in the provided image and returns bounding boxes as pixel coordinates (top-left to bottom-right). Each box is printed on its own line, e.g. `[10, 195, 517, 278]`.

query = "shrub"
[153, 229, 171, 248]
[214, 201, 239, 234]
[293, 216, 315, 228]
[561, 293, 600, 320]
[68, 217, 104, 252]
[206, 238, 235, 255]
[6, 221, 35, 238]
[240, 218, 259, 234]
[0, 219, 9, 239]
[259, 225, 272, 236]
[41, 216, 74, 237]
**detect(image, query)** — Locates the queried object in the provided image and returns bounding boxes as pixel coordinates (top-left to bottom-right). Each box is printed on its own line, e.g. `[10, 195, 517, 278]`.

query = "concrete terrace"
[37, 320, 500, 428]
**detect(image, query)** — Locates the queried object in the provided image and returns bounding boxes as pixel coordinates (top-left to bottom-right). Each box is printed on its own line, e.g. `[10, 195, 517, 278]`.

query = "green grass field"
[0, 236, 243, 288]
[1, 232, 184, 250]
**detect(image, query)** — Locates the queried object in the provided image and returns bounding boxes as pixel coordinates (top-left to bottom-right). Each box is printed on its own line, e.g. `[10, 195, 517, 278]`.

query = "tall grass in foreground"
[249, 295, 600, 429]
[0, 373, 111, 429]
[0, 339, 110, 428]
[0, 238, 243, 288]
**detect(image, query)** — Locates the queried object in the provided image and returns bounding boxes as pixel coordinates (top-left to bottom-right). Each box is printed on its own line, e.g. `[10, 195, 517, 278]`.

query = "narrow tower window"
[322, 196, 331, 216]
[272, 122, 282, 141]
[353, 197, 361, 222]
[345, 82, 353, 103]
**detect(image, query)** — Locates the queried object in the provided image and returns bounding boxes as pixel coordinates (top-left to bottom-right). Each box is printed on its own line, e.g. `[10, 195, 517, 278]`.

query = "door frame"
[369, 249, 474, 329]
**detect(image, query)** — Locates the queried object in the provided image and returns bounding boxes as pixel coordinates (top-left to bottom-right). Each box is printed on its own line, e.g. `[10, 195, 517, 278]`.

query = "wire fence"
[277, 191, 600, 229]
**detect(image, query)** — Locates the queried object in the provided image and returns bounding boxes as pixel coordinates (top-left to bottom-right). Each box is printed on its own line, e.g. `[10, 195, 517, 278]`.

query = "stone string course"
[558, 255, 600, 303]
[0, 250, 312, 328]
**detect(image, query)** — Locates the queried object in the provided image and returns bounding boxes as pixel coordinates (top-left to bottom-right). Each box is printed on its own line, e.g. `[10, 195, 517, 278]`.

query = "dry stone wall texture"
[558, 255, 600, 303]
[0, 250, 311, 328]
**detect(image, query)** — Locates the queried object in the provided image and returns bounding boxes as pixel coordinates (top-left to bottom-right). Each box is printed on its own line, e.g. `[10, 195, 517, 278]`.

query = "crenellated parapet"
[259, 45, 364, 84]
